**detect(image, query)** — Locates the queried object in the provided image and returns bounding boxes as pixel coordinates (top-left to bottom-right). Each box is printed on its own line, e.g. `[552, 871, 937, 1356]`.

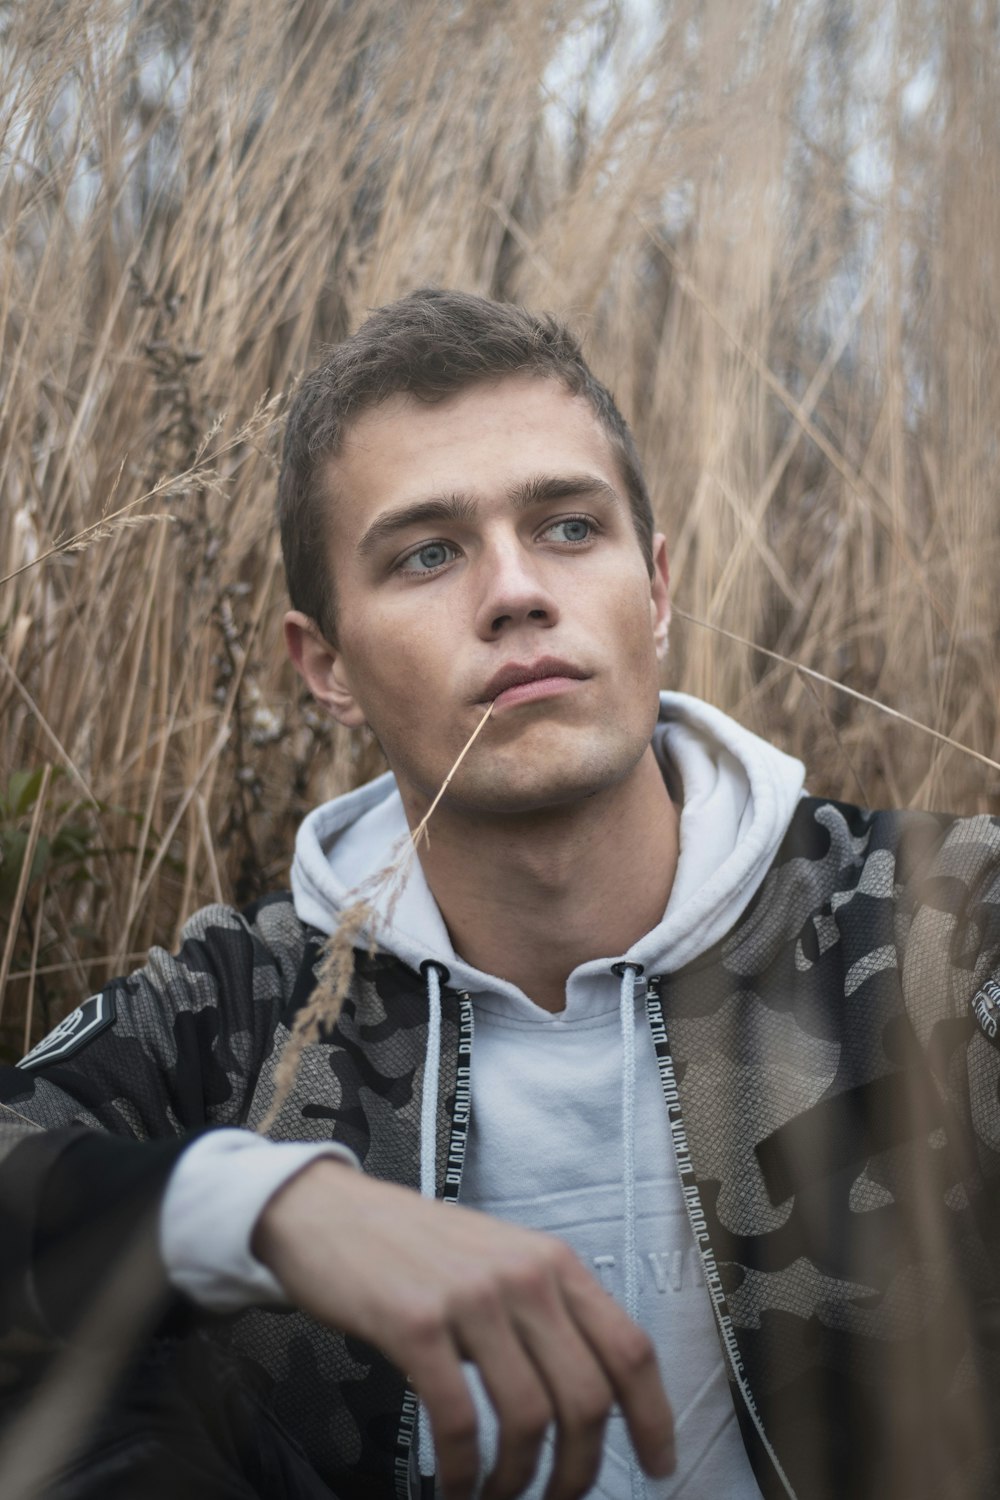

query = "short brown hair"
[278, 288, 653, 641]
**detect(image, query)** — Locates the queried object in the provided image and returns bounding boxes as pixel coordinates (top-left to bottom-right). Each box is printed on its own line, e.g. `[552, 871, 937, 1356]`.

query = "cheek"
[611, 576, 660, 663]
[339, 606, 452, 731]
[607, 595, 663, 724]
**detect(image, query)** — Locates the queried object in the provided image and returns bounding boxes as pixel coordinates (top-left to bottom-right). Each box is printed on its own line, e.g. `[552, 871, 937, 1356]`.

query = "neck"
[406, 748, 679, 1013]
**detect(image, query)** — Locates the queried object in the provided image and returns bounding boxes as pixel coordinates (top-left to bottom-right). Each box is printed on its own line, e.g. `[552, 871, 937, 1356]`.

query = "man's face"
[287, 375, 670, 819]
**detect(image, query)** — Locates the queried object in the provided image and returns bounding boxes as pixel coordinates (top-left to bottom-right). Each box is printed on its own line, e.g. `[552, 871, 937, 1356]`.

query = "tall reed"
[1, 0, 997, 1056]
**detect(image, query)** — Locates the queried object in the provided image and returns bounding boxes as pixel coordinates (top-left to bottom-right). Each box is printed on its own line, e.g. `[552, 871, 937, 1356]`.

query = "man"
[2, 289, 1000, 1500]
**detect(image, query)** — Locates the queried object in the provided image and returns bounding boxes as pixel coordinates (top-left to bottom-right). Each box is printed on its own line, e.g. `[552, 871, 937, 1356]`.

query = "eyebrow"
[356, 472, 621, 557]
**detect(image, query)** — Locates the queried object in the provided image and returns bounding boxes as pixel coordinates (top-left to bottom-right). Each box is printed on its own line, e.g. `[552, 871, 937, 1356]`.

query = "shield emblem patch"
[17, 991, 117, 1070]
[970, 976, 1000, 1046]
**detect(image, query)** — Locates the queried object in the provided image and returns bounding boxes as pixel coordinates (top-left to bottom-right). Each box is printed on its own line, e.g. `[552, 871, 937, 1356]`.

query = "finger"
[456, 1307, 554, 1500]
[406, 1324, 482, 1500]
[527, 1327, 612, 1500]
[562, 1270, 675, 1478]
[504, 1280, 615, 1500]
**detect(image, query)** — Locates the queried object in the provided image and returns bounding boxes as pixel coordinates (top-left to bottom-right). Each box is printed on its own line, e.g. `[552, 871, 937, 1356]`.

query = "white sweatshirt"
[162, 692, 805, 1497]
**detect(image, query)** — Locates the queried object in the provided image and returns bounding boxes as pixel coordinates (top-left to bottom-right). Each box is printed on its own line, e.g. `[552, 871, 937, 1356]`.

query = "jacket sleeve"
[0, 900, 291, 1347]
[898, 813, 1000, 1176]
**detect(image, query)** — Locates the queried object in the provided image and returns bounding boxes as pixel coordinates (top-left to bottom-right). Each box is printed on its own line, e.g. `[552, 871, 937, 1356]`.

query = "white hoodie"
[162, 693, 805, 1498]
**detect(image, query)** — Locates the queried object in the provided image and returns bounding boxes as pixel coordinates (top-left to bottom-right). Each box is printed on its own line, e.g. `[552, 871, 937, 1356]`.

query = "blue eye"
[399, 541, 456, 573]
[547, 518, 593, 543]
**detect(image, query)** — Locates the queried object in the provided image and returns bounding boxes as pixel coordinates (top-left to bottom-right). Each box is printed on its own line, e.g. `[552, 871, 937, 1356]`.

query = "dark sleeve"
[898, 814, 1000, 1176]
[0, 1126, 192, 1341]
[0, 901, 291, 1350]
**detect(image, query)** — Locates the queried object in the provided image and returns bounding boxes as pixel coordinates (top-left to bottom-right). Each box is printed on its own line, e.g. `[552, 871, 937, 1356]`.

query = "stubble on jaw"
[395, 710, 666, 849]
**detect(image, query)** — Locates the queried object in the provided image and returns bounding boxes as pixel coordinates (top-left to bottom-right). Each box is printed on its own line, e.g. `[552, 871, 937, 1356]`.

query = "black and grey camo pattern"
[2, 803, 1000, 1498]
[659, 800, 1000, 1499]
[0, 895, 468, 1498]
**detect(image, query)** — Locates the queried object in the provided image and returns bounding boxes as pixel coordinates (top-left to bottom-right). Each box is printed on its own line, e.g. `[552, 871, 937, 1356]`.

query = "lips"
[479, 657, 589, 705]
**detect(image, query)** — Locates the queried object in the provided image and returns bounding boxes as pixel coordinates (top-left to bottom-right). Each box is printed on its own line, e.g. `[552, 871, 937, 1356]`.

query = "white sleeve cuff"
[160, 1129, 360, 1312]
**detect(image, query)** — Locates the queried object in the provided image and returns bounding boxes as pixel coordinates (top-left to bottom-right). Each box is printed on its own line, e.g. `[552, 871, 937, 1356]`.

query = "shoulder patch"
[17, 991, 117, 1070]
[970, 976, 1000, 1046]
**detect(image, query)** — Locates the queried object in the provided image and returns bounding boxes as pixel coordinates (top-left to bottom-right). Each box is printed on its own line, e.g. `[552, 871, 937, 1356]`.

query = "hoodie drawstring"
[614, 960, 648, 1500]
[420, 961, 444, 1205]
[416, 959, 650, 1499]
[416, 961, 447, 1496]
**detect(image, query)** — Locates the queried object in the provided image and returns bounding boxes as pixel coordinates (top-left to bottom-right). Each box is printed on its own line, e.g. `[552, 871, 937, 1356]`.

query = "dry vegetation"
[1, 0, 998, 1057]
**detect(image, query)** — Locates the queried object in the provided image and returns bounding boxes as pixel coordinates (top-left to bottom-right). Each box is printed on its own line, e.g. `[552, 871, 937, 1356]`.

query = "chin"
[452, 743, 641, 817]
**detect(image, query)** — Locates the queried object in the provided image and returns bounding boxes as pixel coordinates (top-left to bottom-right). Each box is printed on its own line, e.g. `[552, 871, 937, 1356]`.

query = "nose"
[473, 538, 560, 640]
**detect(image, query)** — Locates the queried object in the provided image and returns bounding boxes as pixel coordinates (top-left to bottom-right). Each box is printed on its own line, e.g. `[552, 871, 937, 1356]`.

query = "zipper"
[442, 992, 475, 1203]
[395, 991, 475, 1500]
[645, 977, 800, 1500]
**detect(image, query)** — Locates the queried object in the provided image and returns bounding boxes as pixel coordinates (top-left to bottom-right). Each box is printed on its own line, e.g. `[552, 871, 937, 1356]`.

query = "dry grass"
[1, 0, 998, 1056]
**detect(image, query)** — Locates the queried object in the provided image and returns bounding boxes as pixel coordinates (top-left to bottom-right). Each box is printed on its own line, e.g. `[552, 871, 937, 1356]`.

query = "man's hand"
[253, 1159, 675, 1500]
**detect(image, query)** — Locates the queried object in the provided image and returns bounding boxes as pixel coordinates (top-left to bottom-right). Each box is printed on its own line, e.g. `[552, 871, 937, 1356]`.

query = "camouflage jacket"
[2, 795, 1000, 1499]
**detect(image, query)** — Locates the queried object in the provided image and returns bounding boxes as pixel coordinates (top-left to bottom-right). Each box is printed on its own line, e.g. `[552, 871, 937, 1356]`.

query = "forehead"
[322, 375, 622, 542]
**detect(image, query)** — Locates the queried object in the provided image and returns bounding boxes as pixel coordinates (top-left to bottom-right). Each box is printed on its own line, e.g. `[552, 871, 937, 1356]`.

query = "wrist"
[252, 1153, 355, 1270]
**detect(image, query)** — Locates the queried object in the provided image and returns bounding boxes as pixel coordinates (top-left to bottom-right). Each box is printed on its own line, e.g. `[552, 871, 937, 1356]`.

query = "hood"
[291, 691, 805, 1001]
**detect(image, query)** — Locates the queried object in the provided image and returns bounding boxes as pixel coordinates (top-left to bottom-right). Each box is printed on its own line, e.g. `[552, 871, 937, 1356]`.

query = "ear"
[649, 534, 671, 660]
[283, 611, 367, 728]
